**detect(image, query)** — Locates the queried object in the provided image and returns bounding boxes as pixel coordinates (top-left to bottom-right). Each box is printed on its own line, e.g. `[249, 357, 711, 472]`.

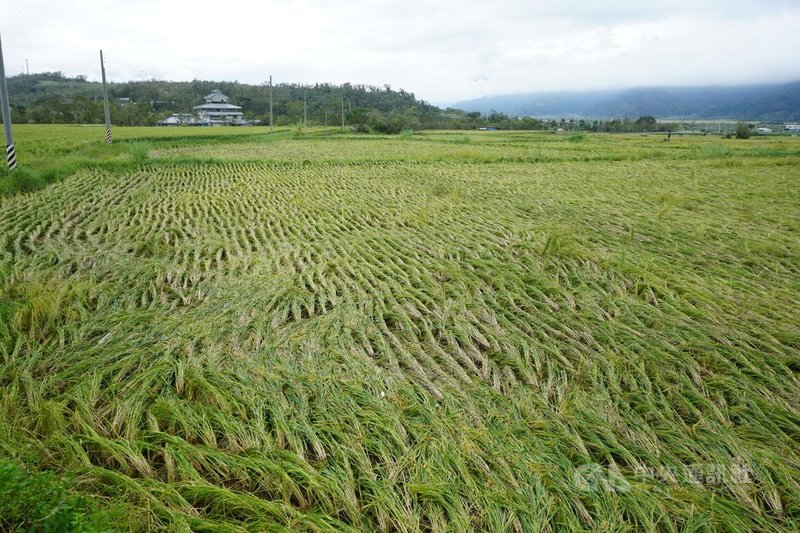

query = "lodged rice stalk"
[0, 129, 799, 531]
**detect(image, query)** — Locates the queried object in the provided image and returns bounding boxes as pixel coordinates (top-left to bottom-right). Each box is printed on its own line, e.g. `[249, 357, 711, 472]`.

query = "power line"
[6, 0, 74, 51]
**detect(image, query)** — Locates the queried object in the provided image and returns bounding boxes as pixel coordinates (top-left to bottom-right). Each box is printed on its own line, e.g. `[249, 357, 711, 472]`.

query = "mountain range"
[452, 82, 800, 122]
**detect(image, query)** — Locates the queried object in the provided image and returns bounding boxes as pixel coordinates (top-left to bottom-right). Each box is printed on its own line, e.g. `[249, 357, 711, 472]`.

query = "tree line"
[6, 73, 451, 130]
[4, 72, 690, 133]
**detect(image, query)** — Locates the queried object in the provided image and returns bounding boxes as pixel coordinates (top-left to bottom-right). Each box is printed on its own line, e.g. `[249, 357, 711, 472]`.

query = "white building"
[193, 90, 247, 126]
[160, 113, 197, 126]
[786, 124, 800, 131]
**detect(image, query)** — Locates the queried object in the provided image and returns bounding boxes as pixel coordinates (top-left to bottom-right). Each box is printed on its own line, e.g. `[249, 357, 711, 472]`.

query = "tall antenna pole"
[269, 75, 273, 133]
[341, 97, 345, 130]
[303, 88, 307, 129]
[0, 33, 16, 171]
[100, 50, 112, 145]
[25, 59, 29, 75]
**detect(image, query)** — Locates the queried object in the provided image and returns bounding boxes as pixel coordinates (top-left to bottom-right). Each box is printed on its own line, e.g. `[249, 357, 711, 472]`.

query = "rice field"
[1, 126, 799, 531]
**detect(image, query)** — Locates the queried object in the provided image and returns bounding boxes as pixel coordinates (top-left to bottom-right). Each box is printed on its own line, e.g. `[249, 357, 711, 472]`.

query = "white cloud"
[1, 0, 798, 103]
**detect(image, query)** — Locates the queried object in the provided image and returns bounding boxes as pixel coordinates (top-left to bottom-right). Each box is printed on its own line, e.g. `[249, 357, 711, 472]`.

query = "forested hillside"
[5, 72, 490, 131]
[9, 73, 797, 129]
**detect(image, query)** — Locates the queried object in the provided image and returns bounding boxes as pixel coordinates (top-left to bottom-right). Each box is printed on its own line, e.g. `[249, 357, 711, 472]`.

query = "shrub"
[735, 122, 751, 139]
[0, 460, 121, 532]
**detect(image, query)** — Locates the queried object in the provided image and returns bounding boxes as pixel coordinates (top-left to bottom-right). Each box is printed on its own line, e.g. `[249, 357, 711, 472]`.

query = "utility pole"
[25, 59, 29, 75]
[100, 50, 112, 145]
[323, 95, 327, 127]
[0, 33, 16, 170]
[341, 97, 345, 130]
[269, 75, 273, 132]
[303, 87, 307, 129]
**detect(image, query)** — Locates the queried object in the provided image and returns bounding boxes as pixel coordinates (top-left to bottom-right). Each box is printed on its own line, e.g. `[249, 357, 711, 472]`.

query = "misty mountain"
[450, 90, 619, 118]
[453, 82, 800, 121]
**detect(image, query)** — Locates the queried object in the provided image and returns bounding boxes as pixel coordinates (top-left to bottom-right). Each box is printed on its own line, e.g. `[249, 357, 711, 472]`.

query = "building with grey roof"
[193, 90, 247, 126]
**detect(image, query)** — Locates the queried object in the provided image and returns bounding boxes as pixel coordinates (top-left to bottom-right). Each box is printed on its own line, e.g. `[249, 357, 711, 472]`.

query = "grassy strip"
[3, 126, 798, 198]
[0, 459, 132, 531]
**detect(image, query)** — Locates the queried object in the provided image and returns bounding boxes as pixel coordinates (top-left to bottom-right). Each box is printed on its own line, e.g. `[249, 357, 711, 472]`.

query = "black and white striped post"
[5, 144, 15, 170]
[0, 33, 17, 171]
[100, 50, 112, 145]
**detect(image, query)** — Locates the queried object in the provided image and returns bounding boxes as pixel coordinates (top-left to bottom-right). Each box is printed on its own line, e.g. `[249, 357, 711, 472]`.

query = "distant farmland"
[1, 126, 798, 531]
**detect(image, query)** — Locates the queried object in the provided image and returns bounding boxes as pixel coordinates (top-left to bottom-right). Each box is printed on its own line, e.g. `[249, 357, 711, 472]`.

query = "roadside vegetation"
[13, 72, 786, 133]
[0, 127, 798, 530]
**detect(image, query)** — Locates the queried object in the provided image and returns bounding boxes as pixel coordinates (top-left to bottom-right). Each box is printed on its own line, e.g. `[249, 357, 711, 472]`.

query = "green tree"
[635, 115, 657, 131]
[735, 122, 751, 139]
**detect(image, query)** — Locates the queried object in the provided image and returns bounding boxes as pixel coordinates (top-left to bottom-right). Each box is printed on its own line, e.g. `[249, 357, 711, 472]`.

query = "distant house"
[756, 127, 772, 133]
[193, 90, 247, 126]
[786, 124, 800, 131]
[160, 113, 197, 126]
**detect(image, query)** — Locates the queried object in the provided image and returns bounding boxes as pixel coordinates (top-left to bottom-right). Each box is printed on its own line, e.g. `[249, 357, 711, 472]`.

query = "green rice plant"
[0, 128, 798, 531]
[125, 141, 152, 165]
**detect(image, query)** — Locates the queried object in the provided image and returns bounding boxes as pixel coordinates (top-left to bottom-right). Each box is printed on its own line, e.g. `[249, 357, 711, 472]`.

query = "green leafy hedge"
[0, 460, 121, 532]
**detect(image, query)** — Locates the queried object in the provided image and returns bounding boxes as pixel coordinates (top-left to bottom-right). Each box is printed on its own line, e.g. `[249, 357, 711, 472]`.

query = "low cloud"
[2, 0, 798, 103]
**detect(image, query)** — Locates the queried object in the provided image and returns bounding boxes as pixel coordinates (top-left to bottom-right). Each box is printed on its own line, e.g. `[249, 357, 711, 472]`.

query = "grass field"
[1, 126, 799, 531]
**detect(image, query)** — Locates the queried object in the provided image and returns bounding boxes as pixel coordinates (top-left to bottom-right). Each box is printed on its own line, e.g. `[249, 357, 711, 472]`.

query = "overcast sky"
[2, 0, 799, 104]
